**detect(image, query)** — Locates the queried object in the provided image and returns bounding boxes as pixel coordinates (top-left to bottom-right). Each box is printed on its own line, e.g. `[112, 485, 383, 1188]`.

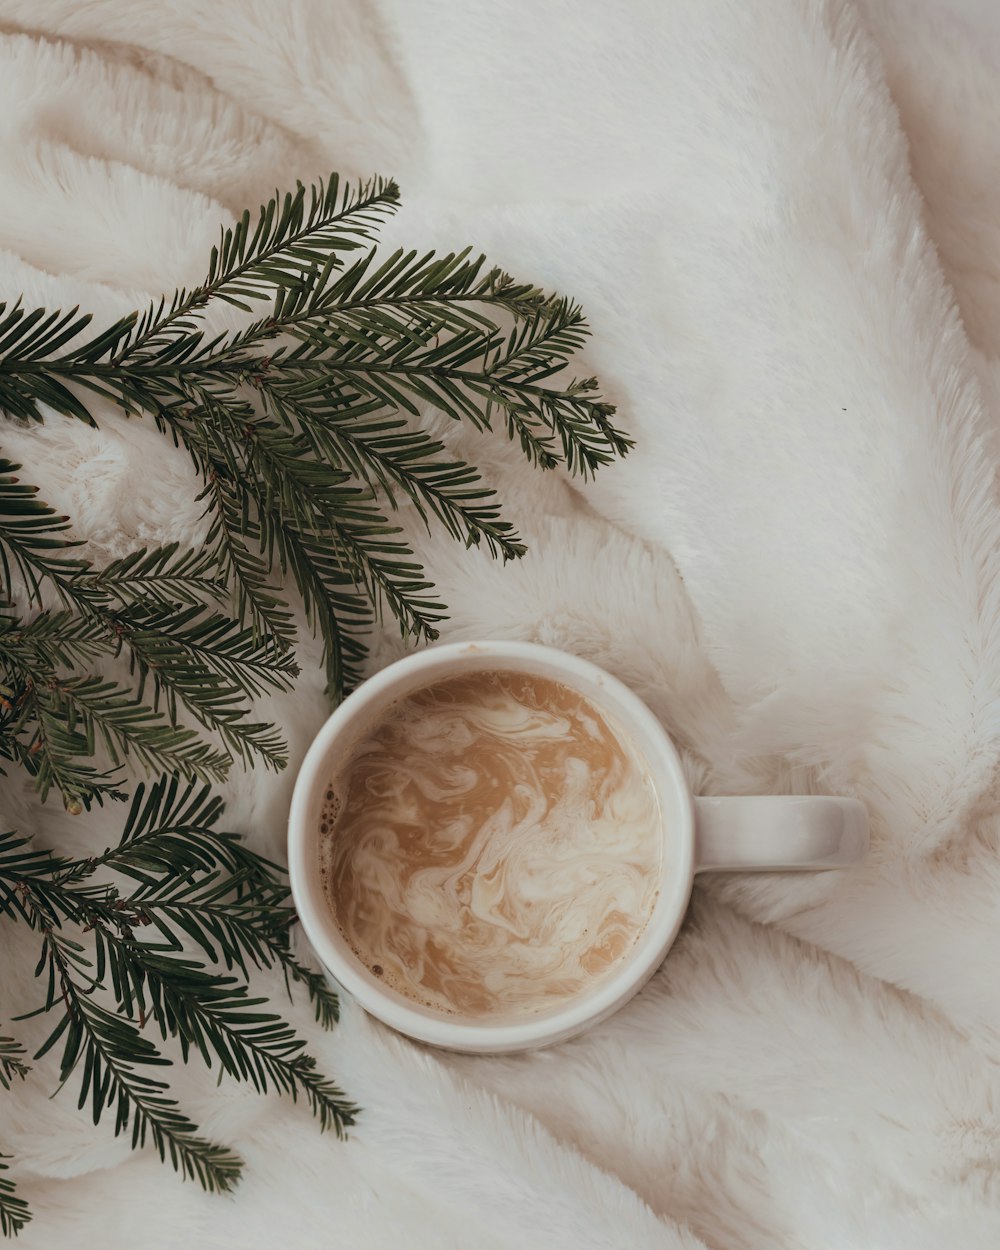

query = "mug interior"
[288, 641, 695, 1053]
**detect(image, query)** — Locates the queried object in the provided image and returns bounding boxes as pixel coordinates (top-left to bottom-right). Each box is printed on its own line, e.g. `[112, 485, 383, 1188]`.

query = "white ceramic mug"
[288, 640, 869, 1054]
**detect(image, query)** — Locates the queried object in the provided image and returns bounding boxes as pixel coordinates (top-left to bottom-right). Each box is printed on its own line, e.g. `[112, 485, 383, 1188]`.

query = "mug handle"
[694, 796, 869, 872]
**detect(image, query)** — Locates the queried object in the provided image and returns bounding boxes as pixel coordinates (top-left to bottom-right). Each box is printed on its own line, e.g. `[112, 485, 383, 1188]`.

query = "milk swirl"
[319, 670, 662, 1019]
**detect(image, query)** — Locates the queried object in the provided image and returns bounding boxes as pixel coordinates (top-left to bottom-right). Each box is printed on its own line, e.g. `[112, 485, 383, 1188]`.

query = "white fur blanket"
[2, 1, 1000, 1245]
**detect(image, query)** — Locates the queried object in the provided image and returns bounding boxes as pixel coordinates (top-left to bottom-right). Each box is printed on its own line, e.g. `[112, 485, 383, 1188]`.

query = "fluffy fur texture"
[0, 1, 999, 1245]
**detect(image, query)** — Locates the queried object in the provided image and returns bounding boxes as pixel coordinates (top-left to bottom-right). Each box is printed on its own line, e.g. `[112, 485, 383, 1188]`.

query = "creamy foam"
[319, 670, 662, 1019]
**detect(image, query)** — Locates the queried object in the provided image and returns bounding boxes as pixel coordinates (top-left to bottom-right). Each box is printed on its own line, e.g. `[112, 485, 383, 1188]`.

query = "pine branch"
[17, 699, 126, 811]
[38, 677, 232, 783]
[0, 608, 112, 670]
[113, 949, 355, 1135]
[33, 931, 242, 1193]
[0, 304, 102, 429]
[235, 411, 446, 638]
[123, 604, 292, 771]
[278, 955, 340, 1029]
[201, 475, 297, 648]
[270, 519, 371, 694]
[129, 602, 298, 699]
[29, 876, 352, 1133]
[73, 777, 342, 1025]
[0, 1037, 29, 1090]
[0, 170, 632, 1225]
[239, 294, 630, 478]
[320, 247, 548, 322]
[213, 247, 545, 361]
[2, 778, 338, 1026]
[74, 776, 273, 888]
[1, 630, 234, 805]
[0, 1159, 30, 1238]
[120, 174, 400, 355]
[0, 780, 349, 1201]
[262, 382, 526, 558]
[176, 395, 409, 694]
[0, 302, 131, 372]
[0, 461, 89, 607]
[0, 469, 297, 805]
[0, 175, 628, 695]
[0, 830, 63, 924]
[132, 883, 289, 976]
[90, 544, 228, 609]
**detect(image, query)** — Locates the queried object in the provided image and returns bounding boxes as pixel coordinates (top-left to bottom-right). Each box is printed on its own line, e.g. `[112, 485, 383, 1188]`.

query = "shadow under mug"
[287, 641, 869, 1054]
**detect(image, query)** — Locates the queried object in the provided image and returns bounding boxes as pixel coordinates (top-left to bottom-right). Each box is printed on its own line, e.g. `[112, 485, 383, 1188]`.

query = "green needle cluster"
[0, 172, 628, 1234]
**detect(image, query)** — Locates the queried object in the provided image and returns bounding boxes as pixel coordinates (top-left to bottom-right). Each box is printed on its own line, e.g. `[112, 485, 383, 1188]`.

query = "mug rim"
[287, 640, 695, 1053]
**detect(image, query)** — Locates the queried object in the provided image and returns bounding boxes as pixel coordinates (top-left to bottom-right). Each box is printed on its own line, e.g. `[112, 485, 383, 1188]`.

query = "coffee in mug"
[289, 640, 869, 1054]
[318, 669, 662, 1019]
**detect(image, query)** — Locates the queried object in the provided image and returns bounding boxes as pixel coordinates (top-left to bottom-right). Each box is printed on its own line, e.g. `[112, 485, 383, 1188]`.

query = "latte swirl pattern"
[320, 670, 662, 1018]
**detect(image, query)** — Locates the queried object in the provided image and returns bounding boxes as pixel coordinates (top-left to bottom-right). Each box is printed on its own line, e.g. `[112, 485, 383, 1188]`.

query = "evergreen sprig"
[0, 1040, 29, 1237]
[0, 171, 628, 1233]
[0, 1160, 29, 1239]
[0, 777, 352, 1225]
[0, 170, 628, 715]
[0, 461, 303, 808]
